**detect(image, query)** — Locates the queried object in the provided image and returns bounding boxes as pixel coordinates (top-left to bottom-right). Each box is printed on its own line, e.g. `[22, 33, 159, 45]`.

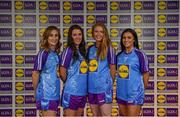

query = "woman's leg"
[127, 105, 141, 116]
[42, 110, 56, 117]
[64, 109, 76, 116]
[100, 103, 112, 116]
[118, 104, 128, 116]
[76, 108, 84, 116]
[90, 104, 101, 116]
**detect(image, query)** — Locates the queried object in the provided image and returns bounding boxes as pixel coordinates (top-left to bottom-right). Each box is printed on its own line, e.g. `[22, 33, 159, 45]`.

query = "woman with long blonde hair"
[87, 23, 116, 116]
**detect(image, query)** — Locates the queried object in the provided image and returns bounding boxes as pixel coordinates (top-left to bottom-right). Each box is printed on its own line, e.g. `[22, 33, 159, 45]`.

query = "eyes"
[72, 33, 82, 37]
[122, 36, 133, 40]
[94, 30, 103, 34]
[49, 33, 58, 37]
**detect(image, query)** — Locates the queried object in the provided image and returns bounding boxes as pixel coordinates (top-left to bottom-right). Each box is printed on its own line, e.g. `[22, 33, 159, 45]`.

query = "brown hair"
[92, 23, 111, 60]
[40, 26, 61, 54]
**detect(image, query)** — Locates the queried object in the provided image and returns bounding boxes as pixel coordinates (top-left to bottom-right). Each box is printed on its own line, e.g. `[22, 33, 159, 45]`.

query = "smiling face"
[122, 32, 135, 50]
[72, 29, 82, 47]
[48, 29, 59, 48]
[93, 26, 104, 42]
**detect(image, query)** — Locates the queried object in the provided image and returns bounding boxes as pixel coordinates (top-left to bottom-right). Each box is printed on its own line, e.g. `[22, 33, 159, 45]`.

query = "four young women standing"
[32, 24, 149, 116]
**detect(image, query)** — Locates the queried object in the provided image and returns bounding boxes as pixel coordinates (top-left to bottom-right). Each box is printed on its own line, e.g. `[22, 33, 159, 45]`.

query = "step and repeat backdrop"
[0, 0, 179, 116]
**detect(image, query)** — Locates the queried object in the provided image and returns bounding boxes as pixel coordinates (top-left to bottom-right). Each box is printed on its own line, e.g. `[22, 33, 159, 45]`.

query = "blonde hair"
[40, 26, 61, 54]
[92, 23, 111, 60]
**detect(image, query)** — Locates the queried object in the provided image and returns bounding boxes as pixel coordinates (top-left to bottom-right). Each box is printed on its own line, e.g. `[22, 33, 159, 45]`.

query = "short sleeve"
[135, 50, 149, 73]
[60, 47, 73, 69]
[107, 46, 116, 65]
[33, 49, 48, 71]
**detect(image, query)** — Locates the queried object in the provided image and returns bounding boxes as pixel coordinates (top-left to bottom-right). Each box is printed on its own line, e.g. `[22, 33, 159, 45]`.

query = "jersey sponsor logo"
[118, 64, 129, 79]
[89, 59, 98, 72]
[80, 60, 88, 74]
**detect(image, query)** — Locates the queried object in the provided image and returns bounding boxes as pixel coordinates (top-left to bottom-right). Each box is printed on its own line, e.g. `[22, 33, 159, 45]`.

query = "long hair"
[120, 28, 139, 53]
[92, 22, 111, 60]
[40, 26, 61, 54]
[67, 24, 86, 61]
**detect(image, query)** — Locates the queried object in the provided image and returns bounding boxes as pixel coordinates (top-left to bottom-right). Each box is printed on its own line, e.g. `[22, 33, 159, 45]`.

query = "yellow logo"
[16, 109, 24, 117]
[63, 15, 71, 24]
[63, 42, 67, 49]
[158, 41, 166, 50]
[138, 42, 142, 49]
[157, 55, 166, 63]
[16, 69, 24, 77]
[15, 15, 23, 23]
[15, 28, 24, 37]
[134, 15, 142, 24]
[16, 95, 24, 104]
[15, 55, 24, 64]
[89, 59, 98, 72]
[87, 42, 94, 47]
[15, 1, 23, 10]
[157, 68, 166, 77]
[15, 42, 24, 50]
[110, 15, 118, 24]
[63, 28, 69, 37]
[118, 65, 129, 79]
[39, 28, 46, 37]
[110, 2, 118, 11]
[39, 15, 48, 24]
[63, 1, 71, 10]
[87, 2, 95, 11]
[112, 107, 118, 116]
[134, 1, 142, 10]
[157, 81, 166, 90]
[158, 15, 166, 23]
[112, 42, 118, 50]
[87, 15, 95, 24]
[135, 28, 142, 37]
[158, 28, 166, 37]
[39, 1, 48, 10]
[15, 82, 24, 91]
[158, 1, 166, 10]
[80, 60, 88, 74]
[157, 108, 166, 116]
[157, 95, 166, 103]
[87, 28, 92, 37]
[110, 28, 118, 37]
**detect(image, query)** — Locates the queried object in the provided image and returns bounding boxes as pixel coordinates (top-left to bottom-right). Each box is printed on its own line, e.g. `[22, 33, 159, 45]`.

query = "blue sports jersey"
[61, 47, 88, 96]
[116, 48, 149, 103]
[88, 45, 116, 94]
[33, 49, 61, 100]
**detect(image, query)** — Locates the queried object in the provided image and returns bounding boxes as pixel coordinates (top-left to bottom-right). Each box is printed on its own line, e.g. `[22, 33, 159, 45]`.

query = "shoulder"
[87, 44, 95, 52]
[62, 47, 73, 54]
[116, 51, 123, 58]
[36, 49, 49, 57]
[134, 48, 147, 57]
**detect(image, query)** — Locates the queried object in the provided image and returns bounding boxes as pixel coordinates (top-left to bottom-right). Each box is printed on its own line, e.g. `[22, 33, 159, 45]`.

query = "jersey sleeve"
[60, 47, 73, 69]
[33, 49, 48, 71]
[136, 50, 149, 73]
[107, 46, 116, 65]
